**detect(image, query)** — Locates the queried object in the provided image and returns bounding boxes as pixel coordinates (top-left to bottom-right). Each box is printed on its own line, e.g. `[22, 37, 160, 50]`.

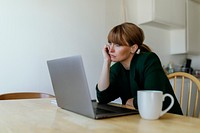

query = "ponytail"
[139, 43, 152, 52]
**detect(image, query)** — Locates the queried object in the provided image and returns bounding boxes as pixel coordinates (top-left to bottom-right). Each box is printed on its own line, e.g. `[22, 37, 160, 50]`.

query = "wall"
[187, 55, 200, 69]
[0, 0, 124, 99]
[0, 0, 188, 99]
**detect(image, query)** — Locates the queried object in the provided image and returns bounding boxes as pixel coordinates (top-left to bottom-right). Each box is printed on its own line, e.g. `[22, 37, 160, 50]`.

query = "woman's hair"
[107, 22, 151, 53]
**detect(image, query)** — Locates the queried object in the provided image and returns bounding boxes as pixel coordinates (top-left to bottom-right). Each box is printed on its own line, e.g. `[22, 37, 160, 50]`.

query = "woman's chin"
[111, 59, 118, 62]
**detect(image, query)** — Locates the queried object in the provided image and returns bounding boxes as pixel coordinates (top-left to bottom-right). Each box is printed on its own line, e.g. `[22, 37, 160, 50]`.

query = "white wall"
[187, 55, 200, 69]
[0, 0, 189, 99]
[0, 0, 125, 99]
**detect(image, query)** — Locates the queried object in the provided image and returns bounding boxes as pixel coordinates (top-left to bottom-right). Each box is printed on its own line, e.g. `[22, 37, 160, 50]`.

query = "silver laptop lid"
[47, 55, 95, 118]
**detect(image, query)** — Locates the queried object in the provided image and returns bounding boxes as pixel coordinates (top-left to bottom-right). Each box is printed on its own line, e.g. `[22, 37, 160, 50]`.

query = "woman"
[96, 22, 183, 115]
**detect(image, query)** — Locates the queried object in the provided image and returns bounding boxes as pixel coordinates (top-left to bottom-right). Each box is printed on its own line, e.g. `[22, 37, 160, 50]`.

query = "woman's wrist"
[103, 60, 111, 68]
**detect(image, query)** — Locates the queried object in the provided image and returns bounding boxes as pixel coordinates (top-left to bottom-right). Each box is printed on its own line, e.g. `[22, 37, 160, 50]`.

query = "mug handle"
[160, 94, 174, 116]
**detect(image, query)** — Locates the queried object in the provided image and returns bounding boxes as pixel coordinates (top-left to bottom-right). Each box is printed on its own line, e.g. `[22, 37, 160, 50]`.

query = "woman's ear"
[130, 44, 138, 54]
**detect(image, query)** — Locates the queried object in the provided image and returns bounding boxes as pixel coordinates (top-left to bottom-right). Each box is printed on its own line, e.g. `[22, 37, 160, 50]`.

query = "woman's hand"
[102, 44, 111, 63]
[126, 98, 134, 107]
[97, 44, 112, 91]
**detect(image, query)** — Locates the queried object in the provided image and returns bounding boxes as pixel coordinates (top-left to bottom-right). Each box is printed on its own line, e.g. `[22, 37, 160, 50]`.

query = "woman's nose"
[109, 44, 115, 52]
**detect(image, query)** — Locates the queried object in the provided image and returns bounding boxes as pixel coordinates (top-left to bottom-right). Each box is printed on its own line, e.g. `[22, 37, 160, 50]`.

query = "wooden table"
[0, 98, 199, 133]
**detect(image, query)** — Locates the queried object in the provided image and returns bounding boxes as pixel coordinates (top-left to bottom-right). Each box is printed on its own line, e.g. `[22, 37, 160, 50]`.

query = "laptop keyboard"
[93, 107, 114, 114]
[92, 101, 137, 114]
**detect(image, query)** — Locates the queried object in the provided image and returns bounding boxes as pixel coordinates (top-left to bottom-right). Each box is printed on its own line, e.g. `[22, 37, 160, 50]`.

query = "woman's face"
[108, 43, 133, 62]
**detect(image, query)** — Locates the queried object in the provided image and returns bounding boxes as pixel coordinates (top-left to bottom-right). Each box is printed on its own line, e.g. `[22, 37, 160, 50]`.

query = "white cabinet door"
[153, 0, 171, 24]
[137, 0, 185, 28]
[186, 0, 200, 54]
[170, 0, 200, 54]
[170, 0, 186, 27]
[170, 29, 186, 54]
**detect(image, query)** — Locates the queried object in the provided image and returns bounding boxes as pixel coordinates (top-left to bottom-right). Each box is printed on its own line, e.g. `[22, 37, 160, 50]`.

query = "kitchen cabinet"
[131, 0, 200, 54]
[170, 29, 186, 54]
[170, 0, 200, 54]
[137, 0, 185, 29]
[186, 0, 200, 54]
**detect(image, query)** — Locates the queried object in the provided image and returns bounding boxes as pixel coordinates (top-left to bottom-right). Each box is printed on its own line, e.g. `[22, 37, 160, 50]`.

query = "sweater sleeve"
[96, 85, 119, 104]
[96, 64, 121, 104]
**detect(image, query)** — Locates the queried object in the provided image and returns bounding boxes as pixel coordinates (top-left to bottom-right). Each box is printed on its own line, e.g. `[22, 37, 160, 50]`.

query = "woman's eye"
[108, 43, 112, 46]
[107, 43, 120, 47]
[114, 44, 120, 47]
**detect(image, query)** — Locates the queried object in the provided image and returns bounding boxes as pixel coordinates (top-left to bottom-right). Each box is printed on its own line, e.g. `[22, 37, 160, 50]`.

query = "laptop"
[47, 55, 138, 119]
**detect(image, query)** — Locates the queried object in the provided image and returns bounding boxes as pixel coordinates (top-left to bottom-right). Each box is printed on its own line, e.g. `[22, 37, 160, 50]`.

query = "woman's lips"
[110, 54, 116, 58]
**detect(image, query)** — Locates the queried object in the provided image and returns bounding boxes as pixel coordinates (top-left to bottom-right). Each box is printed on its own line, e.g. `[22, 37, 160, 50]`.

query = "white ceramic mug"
[137, 90, 174, 120]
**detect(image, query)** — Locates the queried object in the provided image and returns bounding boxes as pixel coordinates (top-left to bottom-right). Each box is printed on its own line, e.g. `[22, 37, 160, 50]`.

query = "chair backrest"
[0, 92, 55, 100]
[167, 72, 200, 117]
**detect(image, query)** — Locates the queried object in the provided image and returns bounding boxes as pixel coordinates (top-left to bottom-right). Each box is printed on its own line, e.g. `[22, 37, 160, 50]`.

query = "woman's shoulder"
[136, 52, 160, 62]
[132, 52, 161, 69]
[139, 52, 158, 58]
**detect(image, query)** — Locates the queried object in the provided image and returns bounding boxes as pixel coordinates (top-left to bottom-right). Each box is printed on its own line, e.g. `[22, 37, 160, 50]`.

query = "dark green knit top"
[96, 52, 183, 115]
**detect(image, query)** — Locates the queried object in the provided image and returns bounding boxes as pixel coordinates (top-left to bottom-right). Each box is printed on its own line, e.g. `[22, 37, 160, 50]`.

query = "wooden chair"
[0, 92, 55, 100]
[167, 72, 200, 117]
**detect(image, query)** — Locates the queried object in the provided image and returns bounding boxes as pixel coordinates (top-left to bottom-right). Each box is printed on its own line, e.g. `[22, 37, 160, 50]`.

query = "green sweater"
[96, 52, 183, 115]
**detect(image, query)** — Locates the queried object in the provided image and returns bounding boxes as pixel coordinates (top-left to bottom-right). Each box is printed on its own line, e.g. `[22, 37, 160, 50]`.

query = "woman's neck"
[120, 54, 134, 70]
